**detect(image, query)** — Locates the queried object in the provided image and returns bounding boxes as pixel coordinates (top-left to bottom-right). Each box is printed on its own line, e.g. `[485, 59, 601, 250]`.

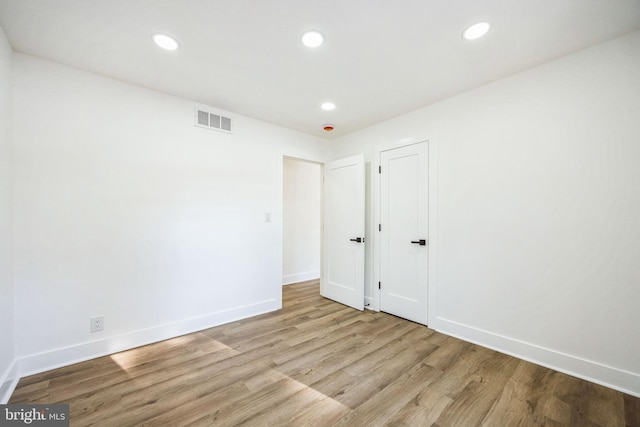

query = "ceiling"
[1, 1, 639, 139]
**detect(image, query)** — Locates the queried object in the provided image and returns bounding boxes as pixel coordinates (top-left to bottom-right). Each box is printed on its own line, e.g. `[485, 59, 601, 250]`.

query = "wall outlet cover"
[90, 316, 104, 332]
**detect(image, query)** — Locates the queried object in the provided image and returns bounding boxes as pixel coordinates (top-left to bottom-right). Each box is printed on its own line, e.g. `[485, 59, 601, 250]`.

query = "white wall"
[331, 31, 640, 396]
[12, 53, 329, 374]
[0, 24, 16, 403]
[282, 158, 321, 285]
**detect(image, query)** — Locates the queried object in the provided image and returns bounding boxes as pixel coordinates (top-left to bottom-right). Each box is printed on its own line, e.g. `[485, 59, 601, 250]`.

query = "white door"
[380, 142, 428, 324]
[322, 155, 365, 310]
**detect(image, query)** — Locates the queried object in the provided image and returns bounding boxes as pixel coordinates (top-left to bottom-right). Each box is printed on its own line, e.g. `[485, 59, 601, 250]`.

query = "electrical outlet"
[90, 316, 104, 333]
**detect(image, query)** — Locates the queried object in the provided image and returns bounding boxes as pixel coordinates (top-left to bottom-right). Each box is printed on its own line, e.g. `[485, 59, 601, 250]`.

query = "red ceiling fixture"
[323, 124, 335, 132]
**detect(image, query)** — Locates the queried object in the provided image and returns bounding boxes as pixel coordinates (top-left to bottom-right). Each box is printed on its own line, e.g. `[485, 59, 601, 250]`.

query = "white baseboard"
[432, 317, 640, 398]
[282, 271, 320, 285]
[16, 298, 279, 380]
[0, 359, 19, 404]
[8, 303, 638, 400]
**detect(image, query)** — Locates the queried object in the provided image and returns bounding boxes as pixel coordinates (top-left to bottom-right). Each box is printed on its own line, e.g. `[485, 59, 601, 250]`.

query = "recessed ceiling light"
[153, 33, 179, 50]
[302, 30, 324, 48]
[463, 22, 490, 40]
[321, 102, 336, 111]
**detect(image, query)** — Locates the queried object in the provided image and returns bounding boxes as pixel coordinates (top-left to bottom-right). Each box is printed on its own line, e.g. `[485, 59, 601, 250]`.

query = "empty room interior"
[1, 1, 639, 425]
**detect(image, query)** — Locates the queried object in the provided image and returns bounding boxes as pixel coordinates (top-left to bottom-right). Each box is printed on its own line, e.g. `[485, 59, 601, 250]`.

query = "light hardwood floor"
[10, 281, 640, 426]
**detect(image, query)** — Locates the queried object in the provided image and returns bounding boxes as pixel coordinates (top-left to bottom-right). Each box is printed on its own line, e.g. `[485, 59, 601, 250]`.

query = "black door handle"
[411, 239, 426, 246]
[350, 237, 364, 243]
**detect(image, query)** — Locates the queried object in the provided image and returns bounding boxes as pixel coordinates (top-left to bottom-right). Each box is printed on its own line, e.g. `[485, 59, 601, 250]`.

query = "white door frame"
[372, 136, 438, 326]
[282, 156, 323, 286]
[276, 152, 327, 309]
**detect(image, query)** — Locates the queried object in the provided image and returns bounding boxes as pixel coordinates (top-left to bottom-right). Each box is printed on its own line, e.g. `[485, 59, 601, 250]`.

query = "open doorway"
[282, 157, 322, 285]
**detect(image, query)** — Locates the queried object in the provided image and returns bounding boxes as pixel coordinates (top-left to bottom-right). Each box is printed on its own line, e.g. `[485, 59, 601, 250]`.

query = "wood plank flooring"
[10, 280, 640, 426]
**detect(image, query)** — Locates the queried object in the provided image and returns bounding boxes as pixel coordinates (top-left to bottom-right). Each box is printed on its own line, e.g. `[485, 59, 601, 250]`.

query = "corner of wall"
[0, 360, 19, 404]
[0, 20, 17, 406]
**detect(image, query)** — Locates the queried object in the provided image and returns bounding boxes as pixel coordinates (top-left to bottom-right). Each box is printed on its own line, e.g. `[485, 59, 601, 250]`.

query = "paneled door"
[380, 142, 428, 324]
[321, 155, 365, 310]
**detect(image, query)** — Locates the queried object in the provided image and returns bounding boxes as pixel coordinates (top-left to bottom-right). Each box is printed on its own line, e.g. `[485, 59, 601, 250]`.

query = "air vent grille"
[197, 110, 208, 126]
[221, 116, 231, 132]
[195, 108, 232, 134]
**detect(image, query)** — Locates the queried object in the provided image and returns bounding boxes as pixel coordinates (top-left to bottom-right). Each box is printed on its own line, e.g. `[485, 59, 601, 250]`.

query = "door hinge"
[378, 224, 381, 232]
[378, 165, 381, 174]
[378, 281, 381, 290]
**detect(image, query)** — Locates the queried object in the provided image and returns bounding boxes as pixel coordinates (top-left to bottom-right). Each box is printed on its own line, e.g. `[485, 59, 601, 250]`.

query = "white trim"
[433, 316, 640, 398]
[364, 161, 375, 310]
[275, 152, 285, 308]
[427, 138, 439, 326]
[378, 136, 429, 152]
[16, 298, 278, 379]
[0, 359, 19, 404]
[282, 271, 320, 285]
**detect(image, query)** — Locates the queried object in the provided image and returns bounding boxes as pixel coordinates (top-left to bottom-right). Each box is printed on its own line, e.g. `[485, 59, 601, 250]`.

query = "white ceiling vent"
[195, 107, 232, 133]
